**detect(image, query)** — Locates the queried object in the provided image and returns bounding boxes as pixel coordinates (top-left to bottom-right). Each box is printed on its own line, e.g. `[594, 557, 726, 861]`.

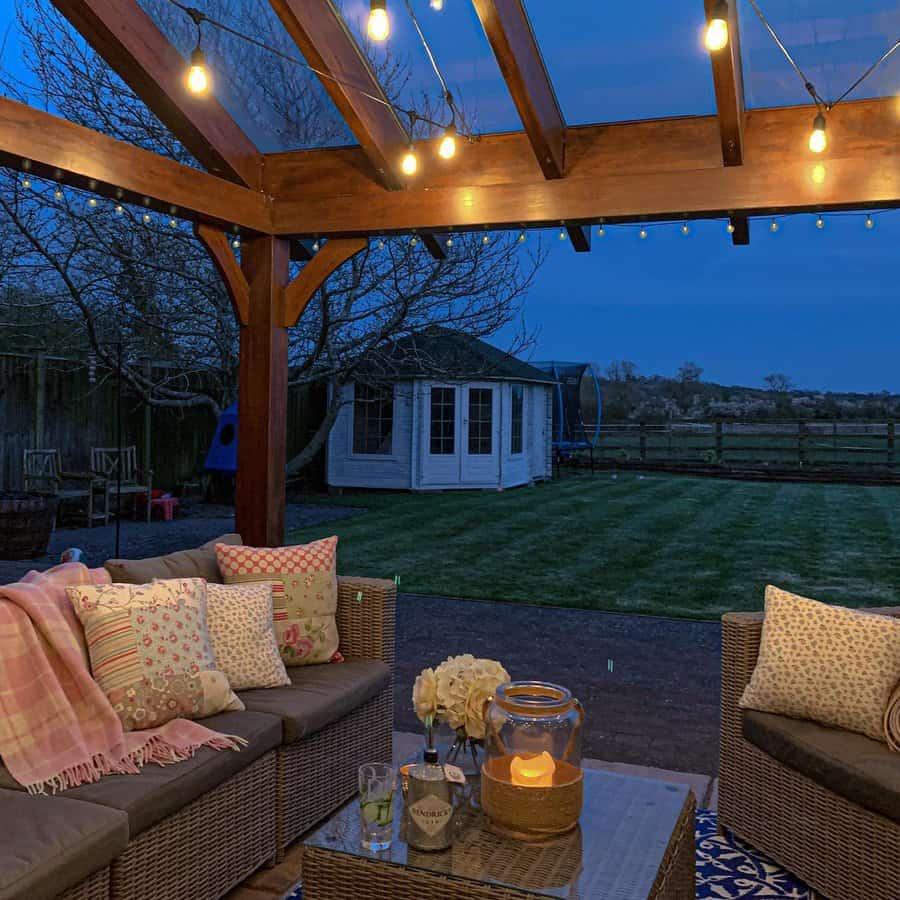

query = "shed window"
[468, 388, 493, 455]
[430, 387, 455, 455]
[352, 383, 393, 455]
[510, 384, 524, 455]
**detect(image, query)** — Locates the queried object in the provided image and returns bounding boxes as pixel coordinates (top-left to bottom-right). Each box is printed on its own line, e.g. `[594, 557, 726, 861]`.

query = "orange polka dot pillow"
[215, 537, 339, 666]
[67, 578, 243, 732]
[740, 585, 900, 741]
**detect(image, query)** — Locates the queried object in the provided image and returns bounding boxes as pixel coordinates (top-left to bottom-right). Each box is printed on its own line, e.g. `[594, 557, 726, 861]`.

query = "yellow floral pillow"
[740, 585, 900, 741]
[67, 578, 243, 731]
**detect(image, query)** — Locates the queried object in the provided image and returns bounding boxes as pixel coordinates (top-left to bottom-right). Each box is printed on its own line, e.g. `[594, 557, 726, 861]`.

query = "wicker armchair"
[719, 609, 900, 900]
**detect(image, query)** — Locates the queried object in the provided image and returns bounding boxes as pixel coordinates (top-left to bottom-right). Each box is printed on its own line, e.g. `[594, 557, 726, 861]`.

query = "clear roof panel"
[339, 0, 523, 136]
[739, 0, 900, 108]
[523, 1, 717, 125]
[138, 0, 354, 152]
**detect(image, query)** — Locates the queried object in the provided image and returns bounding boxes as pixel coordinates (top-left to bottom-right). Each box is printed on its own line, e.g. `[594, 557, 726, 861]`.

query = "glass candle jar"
[481, 681, 584, 841]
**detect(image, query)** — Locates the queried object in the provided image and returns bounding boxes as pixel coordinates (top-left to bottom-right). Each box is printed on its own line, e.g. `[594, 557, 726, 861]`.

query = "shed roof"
[359, 328, 555, 384]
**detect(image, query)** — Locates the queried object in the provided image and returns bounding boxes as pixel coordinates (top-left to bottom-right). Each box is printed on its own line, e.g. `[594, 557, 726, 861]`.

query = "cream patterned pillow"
[215, 537, 339, 666]
[204, 582, 291, 690]
[740, 585, 900, 741]
[67, 578, 243, 731]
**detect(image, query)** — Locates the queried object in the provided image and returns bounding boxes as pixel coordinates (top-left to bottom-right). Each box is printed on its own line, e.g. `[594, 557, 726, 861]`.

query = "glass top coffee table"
[302, 768, 695, 899]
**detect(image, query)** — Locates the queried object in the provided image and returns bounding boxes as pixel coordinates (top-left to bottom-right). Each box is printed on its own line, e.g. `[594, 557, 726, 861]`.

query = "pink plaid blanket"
[0, 562, 244, 794]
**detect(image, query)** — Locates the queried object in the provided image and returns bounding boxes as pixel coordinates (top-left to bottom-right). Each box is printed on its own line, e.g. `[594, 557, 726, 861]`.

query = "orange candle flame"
[510, 751, 556, 788]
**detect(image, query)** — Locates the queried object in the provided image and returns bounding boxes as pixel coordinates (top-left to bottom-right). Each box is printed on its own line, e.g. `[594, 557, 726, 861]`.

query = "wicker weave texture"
[648, 791, 696, 900]
[719, 611, 900, 900]
[278, 685, 393, 851]
[58, 866, 110, 900]
[108, 750, 277, 900]
[336, 576, 396, 666]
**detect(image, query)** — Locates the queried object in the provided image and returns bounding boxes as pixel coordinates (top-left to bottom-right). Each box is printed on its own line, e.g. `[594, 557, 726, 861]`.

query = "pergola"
[2, 0, 896, 546]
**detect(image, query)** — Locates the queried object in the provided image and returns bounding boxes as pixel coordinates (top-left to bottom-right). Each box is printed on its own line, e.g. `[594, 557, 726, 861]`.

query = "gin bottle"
[406, 748, 454, 851]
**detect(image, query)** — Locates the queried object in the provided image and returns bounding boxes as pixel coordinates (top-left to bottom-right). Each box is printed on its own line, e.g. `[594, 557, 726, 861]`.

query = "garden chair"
[22, 448, 107, 527]
[91, 446, 153, 523]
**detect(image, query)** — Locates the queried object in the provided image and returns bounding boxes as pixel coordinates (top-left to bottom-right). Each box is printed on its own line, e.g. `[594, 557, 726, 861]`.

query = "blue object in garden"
[205, 403, 238, 473]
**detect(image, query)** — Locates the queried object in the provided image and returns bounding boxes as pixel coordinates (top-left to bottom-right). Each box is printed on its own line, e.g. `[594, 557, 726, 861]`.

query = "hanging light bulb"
[88, 197, 98, 208]
[815, 215, 824, 229]
[596, 225, 605, 238]
[367, 0, 390, 42]
[639, 226, 648, 240]
[704, 0, 729, 52]
[517, 231, 526, 243]
[438, 123, 457, 160]
[808, 112, 827, 154]
[115, 204, 124, 215]
[865, 215, 874, 230]
[377, 238, 385, 249]
[558, 228, 567, 241]
[445, 236, 453, 248]
[187, 47, 210, 95]
[312, 239, 320, 252]
[769, 219, 779, 233]
[21, 177, 31, 189]
[681, 222, 690, 236]
[169, 217, 178, 228]
[410, 235, 418, 247]
[232, 236, 241, 249]
[726, 221, 736, 234]
[482, 233, 490, 245]
[53, 186, 63, 200]
[142, 213, 152, 224]
[401, 144, 418, 176]
[430, 0, 443, 9]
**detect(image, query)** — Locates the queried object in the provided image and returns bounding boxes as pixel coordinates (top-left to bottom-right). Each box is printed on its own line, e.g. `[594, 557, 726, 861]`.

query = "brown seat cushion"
[238, 658, 390, 744]
[743, 709, 900, 824]
[58, 710, 280, 837]
[104, 533, 242, 584]
[0, 789, 128, 900]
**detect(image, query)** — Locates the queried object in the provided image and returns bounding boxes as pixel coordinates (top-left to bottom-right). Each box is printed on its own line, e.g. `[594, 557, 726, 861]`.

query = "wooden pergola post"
[237, 235, 291, 547]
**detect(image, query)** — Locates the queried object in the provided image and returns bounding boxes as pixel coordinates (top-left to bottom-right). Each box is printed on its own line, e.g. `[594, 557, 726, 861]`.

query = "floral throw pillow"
[203, 582, 291, 690]
[215, 537, 339, 666]
[67, 578, 243, 731]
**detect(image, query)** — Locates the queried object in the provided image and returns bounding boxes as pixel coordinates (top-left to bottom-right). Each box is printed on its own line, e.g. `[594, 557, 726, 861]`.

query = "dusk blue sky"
[1, 2, 897, 393]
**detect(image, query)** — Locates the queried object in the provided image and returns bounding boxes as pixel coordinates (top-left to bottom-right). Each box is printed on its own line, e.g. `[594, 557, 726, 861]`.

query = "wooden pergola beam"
[264, 99, 899, 236]
[472, 0, 566, 179]
[705, 0, 745, 166]
[50, 0, 263, 188]
[566, 226, 591, 252]
[267, 0, 409, 190]
[420, 233, 448, 261]
[194, 224, 250, 324]
[0, 97, 272, 233]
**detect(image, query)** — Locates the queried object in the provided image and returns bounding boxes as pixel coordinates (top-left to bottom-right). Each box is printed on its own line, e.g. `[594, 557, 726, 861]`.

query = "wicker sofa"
[719, 609, 900, 900]
[0, 536, 395, 900]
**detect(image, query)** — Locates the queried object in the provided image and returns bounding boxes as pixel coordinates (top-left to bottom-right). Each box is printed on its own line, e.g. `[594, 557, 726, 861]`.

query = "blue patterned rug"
[285, 810, 813, 899]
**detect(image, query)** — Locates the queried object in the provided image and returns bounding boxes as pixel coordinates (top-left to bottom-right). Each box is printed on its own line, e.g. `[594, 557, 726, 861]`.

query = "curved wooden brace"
[282, 237, 368, 327]
[194, 223, 251, 326]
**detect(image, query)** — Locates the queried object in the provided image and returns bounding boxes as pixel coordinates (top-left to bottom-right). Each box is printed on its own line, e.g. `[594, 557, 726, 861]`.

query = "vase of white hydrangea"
[412, 654, 510, 775]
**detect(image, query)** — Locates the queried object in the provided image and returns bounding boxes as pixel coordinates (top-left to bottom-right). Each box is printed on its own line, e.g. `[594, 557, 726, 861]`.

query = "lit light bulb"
[482, 234, 490, 245]
[312, 240, 320, 252]
[21, 178, 31, 189]
[770, 220, 779, 233]
[681, 222, 690, 236]
[88, 197, 98, 208]
[808, 112, 826, 154]
[367, 0, 390, 41]
[187, 47, 210, 95]
[815, 215, 824, 229]
[704, 0, 729, 52]
[115, 204, 124, 214]
[438, 124, 457, 160]
[54, 187, 63, 200]
[232, 237, 241, 249]
[726, 222, 735, 234]
[377, 239, 385, 249]
[865, 215, 874, 230]
[596, 226, 605, 237]
[639, 227, 648, 240]
[558, 228, 567, 241]
[410, 235, 418, 247]
[430, 0, 443, 8]
[142, 213, 151, 224]
[401, 144, 418, 176]
[169, 218, 178, 228]
[445, 236, 453, 248]
[517, 231, 526, 243]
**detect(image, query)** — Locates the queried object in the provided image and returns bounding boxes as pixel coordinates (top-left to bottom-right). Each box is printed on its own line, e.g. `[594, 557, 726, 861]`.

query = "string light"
[401, 144, 418, 176]
[815, 215, 824, 229]
[232, 235, 241, 249]
[169, 217, 178, 228]
[705, 0, 729, 52]
[865, 215, 874, 229]
[367, 0, 390, 42]
[88, 197, 98, 208]
[726, 221, 735, 234]
[681, 222, 690, 236]
[312, 239, 320, 252]
[808, 112, 827, 154]
[482, 233, 490, 245]
[187, 48, 210, 94]
[596, 225, 605, 238]
[445, 236, 453, 248]
[429, 0, 443, 9]
[517, 231, 526, 243]
[558, 228, 567, 241]
[438, 123, 457, 160]
[639, 227, 648, 240]
[769, 219, 779, 233]
[53, 186, 63, 200]
[142, 213, 152, 224]
[21, 177, 31, 189]
[410, 235, 418, 247]
[115, 204, 125, 215]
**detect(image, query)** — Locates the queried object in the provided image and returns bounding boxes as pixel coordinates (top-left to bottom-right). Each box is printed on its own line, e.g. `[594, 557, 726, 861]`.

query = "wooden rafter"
[0, 97, 272, 233]
[704, 0, 745, 168]
[264, 99, 900, 236]
[420, 234, 448, 261]
[283, 237, 368, 327]
[566, 226, 591, 252]
[472, 0, 565, 180]
[267, 0, 409, 190]
[50, 0, 263, 188]
[194, 224, 250, 324]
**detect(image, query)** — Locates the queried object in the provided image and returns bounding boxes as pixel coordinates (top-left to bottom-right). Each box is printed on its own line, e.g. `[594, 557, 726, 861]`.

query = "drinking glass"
[358, 762, 396, 851]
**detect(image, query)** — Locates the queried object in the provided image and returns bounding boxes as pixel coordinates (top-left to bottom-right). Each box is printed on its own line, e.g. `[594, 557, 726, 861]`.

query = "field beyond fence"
[582, 421, 897, 473]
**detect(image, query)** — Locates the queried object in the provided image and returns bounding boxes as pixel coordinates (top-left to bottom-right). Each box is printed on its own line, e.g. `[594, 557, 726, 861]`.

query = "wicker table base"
[303, 769, 695, 900]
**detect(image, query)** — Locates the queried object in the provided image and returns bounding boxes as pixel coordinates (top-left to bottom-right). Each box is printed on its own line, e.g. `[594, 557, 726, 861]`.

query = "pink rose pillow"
[215, 537, 340, 666]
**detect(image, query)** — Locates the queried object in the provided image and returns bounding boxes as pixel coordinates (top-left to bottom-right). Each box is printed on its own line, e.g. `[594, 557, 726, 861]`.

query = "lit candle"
[510, 751, 556, 788]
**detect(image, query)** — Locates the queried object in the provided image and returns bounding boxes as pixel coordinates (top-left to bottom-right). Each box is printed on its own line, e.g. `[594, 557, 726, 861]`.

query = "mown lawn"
[287, 473, 900, 619]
